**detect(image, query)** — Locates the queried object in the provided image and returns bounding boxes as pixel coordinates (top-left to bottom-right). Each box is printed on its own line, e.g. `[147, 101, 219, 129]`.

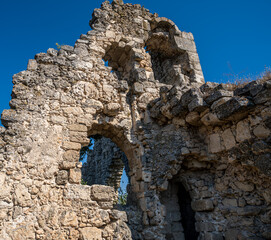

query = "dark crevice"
[178, 184, 199, 240]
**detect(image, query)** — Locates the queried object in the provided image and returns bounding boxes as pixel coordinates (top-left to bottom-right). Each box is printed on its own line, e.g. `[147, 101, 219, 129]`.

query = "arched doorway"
[161, 181, 198, 240]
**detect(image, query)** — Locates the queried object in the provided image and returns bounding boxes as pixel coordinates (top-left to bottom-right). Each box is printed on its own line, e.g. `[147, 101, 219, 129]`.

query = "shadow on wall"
[161, 180, 199, 240]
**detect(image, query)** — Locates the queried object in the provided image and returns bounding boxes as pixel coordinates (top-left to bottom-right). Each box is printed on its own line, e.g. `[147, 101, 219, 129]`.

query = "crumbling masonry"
[0, 0, 271, 239]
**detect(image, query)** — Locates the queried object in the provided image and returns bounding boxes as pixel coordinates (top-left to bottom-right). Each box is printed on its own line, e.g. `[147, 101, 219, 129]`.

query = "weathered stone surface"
[0, 1, 270, 239]
[209, 133, 222, 153]
[214, 97, 254, 120]
[56, 170, 69, 185]
[236, 120, 251, 142]
[79, 227, 102, 240]
[191, 199, 214, 212]
[222, 128, 236, 150]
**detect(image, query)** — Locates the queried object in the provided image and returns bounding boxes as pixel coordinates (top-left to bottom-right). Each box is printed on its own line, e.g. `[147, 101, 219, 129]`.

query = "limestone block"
[84, 83, 99, 98]
[248, 115, 262, 126]
[222, 128, 236, 150]
[60, 160, 77, 170]
[236, 206, 262, 216]
[27, 59, 38, 71]
[63, 142, 82, 150]
[174, 35, 197, 52]
[69, 168, 81, 184]
[201, 112, 222, 126]
[191, 199, 214, 211]
[253, 125, 270, 138]
[60, 211, 78, 227]
[14, 184, 31, 207]
[91, 185, 116, 202]
[205, 90, 233, 104]
[188, 96, 206, 112]
[214, 97, 254, 120]
[69, 131, 90, 145]
[84, 99, 103, 111]
[195, 221, 215, 232]
[63, 107, 84, 115]
[79, 227, 102, 240]
[56, 170, 69, 185]
[105, 30, 116, 39]
[234, 181, 254, 192]
[133, 82, 144, 94]
[236, 120, 251, 142]
[222, 198, 238, 207]
[253, 88, 271, 104]
[68, 124, 87, 132]
[185, 112, 201, 126]
[104, 103, 121, 116]
[1, 109, 17, 127]
[211, 97, 232, 110]
[208, 133, 222, 153]
[109, 209, 128, 222]
[51, 115, 67, 124]
[0, 172, 6, 186]
[63, 150, 80, 162]
[7, 224, 35, 240]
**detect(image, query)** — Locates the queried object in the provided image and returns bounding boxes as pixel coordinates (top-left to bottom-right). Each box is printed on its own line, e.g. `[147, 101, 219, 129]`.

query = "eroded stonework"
[0, 0, 271, 239]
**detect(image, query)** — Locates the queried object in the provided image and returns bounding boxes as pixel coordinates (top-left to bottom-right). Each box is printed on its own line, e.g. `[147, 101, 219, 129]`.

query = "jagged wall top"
[87, 0, 205, 87]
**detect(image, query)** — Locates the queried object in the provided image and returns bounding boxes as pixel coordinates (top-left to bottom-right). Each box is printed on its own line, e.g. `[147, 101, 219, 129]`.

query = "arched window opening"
[161, 181, 198, 240]
[146, 20, 195, 86]
[103, 42, 133, 82]
[80, 135, 130, 205]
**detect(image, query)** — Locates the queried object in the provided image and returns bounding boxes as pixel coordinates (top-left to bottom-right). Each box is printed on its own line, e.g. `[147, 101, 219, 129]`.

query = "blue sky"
[0, 0, 270, 119]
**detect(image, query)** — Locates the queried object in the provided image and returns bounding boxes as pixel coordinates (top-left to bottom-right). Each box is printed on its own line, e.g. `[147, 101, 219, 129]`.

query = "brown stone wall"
[0, 0, 270, 239]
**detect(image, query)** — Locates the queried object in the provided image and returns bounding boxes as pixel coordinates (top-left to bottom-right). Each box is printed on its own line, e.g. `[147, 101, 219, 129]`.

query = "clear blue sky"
[0, 0, 270, 120]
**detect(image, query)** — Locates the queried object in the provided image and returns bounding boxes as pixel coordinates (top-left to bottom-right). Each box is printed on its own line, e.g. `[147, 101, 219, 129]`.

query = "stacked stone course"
[0, 0, 271, 239]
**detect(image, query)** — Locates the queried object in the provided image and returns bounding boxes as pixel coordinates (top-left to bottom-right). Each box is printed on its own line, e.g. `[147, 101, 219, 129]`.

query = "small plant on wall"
[118, 187, 128, 205]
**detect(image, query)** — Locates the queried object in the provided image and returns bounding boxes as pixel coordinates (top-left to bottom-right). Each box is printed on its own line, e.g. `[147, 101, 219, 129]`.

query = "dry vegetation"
[227, 66, 271, 89]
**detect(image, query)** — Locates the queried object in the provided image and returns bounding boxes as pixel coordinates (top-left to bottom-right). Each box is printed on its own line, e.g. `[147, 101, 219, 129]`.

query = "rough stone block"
[205, 90, 233, 104]
[27, 59, 38, 71]
[60, 211, 78, 227]
[214, 97, 254, 120]
[133, 82, 144, 94]
[90, 185, 116, 202]
[104, 103, 121, 116]
[191, 199, 214, 212]
[63, 150, 80, 162]
[222, 128, 236, 150]
[69, 168, 81, 184]
[56, 170, 69, 185]
[253, 125, 270, 139]
[1, 109, 17, 127]
[209, 133, 222, 153]
[195, 221, 215, 232]
[236, 120, 251, 143]
[79, 227, 102, 240]
[222, 198, 237, 207]
[185, 111, 201, 126]
[63, 141, 82, 150]
[201, 112, 223, 126]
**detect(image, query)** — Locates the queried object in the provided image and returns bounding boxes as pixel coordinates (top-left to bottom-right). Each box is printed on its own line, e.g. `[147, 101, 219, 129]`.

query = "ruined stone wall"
[0, 0, 270, 239]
